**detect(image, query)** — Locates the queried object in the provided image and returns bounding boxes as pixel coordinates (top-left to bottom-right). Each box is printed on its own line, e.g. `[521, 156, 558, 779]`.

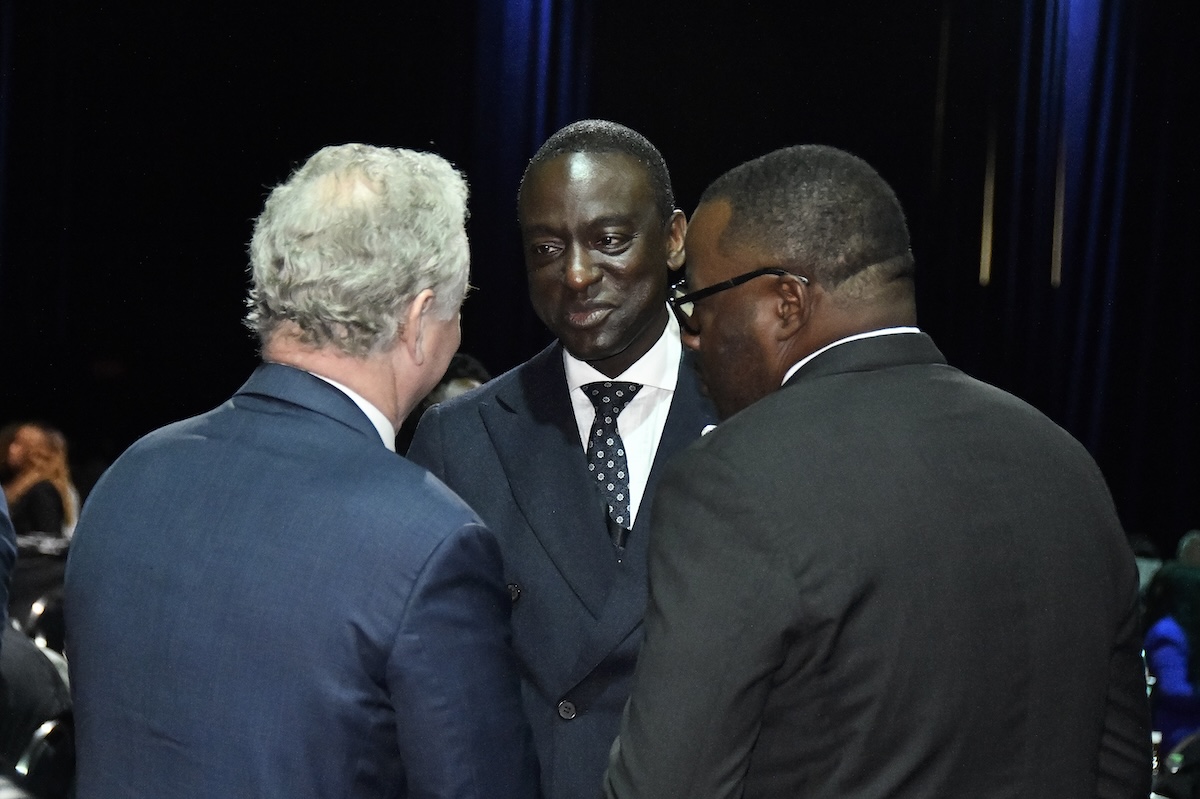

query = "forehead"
[520, 151, 656, 227]
[13, 425, 47, 448]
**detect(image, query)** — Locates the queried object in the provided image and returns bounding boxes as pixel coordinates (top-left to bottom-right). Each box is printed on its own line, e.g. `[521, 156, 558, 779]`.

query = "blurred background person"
[2, 423, 76, 629]
[395, 351, 491, 455]
[1145, 562, 1200, 754]
[1177, 530, 1200, 568]
[1, 423, 77, 542]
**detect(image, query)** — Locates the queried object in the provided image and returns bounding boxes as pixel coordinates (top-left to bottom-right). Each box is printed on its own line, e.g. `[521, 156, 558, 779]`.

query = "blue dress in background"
[1146, 614, 1200, 752]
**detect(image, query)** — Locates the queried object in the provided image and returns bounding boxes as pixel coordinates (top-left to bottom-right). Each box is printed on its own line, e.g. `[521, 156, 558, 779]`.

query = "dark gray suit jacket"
[65, 363, 539, 799]
[605, 332, 1151, 798]
[408, 342, 717, 799]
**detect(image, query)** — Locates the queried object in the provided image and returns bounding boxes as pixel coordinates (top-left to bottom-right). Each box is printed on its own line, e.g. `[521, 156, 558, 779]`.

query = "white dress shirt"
[564, 309, 682, 527]
[310, 372, 397, 452]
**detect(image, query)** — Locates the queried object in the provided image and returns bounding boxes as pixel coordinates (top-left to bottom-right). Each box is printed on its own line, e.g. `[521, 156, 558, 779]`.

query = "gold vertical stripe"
[980, 110, 997, 287]
[1051, 130, 1065, 287]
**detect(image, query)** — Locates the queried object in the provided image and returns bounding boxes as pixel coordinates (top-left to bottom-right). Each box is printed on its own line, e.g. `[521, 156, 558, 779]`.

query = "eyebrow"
[521, 214, 639, 238]
[587, 214, 638, 228]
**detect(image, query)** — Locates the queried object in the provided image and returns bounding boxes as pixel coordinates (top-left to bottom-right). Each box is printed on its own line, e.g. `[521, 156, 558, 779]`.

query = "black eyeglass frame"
[668, 267, 809, 334]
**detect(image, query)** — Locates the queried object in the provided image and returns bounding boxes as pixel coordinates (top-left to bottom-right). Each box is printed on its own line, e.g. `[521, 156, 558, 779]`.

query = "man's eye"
[597, 234, 629, 251]
[531, 242, 561, 257]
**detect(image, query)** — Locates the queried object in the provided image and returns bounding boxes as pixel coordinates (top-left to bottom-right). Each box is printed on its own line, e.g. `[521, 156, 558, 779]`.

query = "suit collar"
[784, 331, 947, 387]
[236, 362, 385, 448]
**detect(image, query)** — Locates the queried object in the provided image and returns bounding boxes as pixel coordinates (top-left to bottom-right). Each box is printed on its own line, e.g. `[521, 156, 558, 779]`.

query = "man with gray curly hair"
[65, 144, 539, 799]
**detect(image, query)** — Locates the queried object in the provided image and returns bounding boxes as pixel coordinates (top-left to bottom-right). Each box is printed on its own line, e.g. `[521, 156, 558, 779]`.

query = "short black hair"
[700, 144, 913, 289]
[518, 119, 676, 225]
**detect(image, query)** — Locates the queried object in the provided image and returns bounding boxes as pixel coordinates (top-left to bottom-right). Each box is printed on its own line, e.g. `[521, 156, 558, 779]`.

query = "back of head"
[1177, 530, 1200, 567]
[519, 119, 676, 225]
[246, 144, 470, 357]
[1146, 562, 1200, 626]
[700, 144, 914, 306]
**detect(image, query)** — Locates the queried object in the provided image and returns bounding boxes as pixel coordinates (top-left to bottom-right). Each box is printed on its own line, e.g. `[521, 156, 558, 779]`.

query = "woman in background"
[0, 422, 76, 540]
[1145, 562, 1200, 753]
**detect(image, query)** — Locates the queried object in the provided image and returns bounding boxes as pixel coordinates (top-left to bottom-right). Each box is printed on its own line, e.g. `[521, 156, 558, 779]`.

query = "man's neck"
[262, 333, 413, 429]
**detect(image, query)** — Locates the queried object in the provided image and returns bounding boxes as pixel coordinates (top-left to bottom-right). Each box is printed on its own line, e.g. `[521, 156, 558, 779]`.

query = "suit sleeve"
[1096, 573, 1154, 798]
[407, 405, 447, 480]
[0, 495, 15, 655]
[388, 521, 540, 799]
[604, 449, 795, 799]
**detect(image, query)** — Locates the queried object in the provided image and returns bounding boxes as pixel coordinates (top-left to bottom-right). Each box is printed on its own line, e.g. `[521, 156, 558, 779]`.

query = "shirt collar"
[309, 372, 397, 451]
[781, 327, 921, 385]
[564, 306, 681, 392]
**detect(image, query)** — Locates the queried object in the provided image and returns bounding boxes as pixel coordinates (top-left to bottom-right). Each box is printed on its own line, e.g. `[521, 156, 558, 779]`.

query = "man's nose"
[563, 247, 602, 290]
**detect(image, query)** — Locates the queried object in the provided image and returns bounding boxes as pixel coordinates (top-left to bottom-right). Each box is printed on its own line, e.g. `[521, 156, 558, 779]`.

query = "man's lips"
[564, 305, 614, 329]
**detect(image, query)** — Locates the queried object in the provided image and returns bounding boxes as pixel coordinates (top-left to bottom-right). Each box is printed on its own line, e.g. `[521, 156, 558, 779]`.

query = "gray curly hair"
[245, 143, 470, 356]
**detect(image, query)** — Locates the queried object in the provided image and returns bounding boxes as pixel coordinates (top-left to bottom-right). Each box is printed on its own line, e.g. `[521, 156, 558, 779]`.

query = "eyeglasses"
[668, 267, 809, 335]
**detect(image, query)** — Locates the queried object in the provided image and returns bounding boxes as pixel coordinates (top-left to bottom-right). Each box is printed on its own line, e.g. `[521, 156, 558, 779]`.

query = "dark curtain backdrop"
[0, 0, 1196, 551]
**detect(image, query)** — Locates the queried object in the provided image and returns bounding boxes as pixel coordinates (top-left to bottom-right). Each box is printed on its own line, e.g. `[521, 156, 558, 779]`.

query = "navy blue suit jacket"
[408, 342, 717, 799]
[0, 494, 14, 655]
[65, 363, 539, 799]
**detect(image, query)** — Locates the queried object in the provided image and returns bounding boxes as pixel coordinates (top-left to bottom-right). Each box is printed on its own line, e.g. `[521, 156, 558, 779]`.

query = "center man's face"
[520, 152, 680, 378]
[680, 201, 783, 420]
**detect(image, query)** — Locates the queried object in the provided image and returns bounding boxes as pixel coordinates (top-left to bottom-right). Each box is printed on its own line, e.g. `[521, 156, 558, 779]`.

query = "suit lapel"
[481, 345, 617, 617]
[566, 348, 718, 684]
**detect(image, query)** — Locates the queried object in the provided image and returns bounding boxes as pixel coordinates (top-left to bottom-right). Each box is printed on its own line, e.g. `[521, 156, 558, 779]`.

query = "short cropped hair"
[700, 144, 913, 291]
[518, 120, 676, 225]
[246, 143, 470, 356]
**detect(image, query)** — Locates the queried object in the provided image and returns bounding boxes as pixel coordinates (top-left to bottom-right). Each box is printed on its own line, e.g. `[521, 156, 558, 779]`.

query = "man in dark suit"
[604, 144, 1151, 798]
[65, 144, 539, 799]
[408, 120, 717, 799]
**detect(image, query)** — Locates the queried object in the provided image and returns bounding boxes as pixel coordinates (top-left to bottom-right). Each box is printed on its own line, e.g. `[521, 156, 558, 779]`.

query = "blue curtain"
[965, 0, 1197, 544]
[465, 0, 592, 374]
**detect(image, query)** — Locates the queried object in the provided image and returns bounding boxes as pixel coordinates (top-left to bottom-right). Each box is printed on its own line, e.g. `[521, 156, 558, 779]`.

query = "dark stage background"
[1, 1, 1196, 554]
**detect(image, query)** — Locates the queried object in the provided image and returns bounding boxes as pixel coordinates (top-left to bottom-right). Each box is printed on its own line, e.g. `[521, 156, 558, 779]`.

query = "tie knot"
[583, 382, 642, 416]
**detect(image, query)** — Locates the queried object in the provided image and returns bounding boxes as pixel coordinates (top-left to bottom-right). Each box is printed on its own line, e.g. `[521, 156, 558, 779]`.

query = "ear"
[773, 275, 812, 341]
[665, 209, 687, 272]
[401, 288, 439, 365]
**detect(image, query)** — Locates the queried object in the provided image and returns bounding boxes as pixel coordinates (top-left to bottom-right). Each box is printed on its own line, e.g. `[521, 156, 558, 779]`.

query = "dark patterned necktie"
[583, 381, 643, 533]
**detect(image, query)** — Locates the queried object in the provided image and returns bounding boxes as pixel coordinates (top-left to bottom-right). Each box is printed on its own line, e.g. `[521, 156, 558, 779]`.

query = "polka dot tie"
[584, 381, 642, 532]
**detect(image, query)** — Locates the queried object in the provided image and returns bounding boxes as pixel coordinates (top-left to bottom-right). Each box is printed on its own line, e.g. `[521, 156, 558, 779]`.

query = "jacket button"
[557, 700, 577, 720]
[507, 583, 521, 603]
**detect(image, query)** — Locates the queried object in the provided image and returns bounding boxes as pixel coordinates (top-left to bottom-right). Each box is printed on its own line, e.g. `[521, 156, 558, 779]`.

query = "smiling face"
[520, 151, 684, 378]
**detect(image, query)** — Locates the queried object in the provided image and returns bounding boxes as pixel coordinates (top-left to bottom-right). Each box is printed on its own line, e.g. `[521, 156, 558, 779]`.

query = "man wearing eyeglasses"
[604, 144, 1150, 798]
[408, 120, 717, 799]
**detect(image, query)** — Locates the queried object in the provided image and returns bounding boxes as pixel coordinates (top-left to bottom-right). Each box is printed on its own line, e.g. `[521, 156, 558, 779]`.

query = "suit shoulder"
[421, 350, 558, 421]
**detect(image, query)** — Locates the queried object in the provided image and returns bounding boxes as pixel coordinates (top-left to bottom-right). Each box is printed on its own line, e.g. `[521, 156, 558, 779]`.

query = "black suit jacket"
[409, 341, 717, 799]
[605, 332, 1151, 799]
